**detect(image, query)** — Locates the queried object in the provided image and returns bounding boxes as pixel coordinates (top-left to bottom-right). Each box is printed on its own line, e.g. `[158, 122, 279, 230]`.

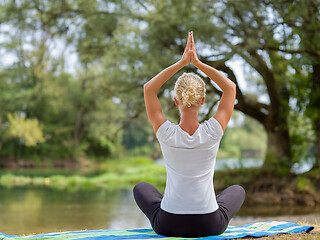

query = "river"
[0, 186, 319, 236]
[0, 158, 318, 235]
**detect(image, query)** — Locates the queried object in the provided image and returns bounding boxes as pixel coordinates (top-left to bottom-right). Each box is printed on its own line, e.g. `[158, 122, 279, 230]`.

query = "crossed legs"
[133, 182, 245, 237]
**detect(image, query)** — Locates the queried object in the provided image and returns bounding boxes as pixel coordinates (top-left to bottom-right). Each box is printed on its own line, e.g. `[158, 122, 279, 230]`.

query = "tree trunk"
[214, 59, 293, 174]
[262, 85, 291, 175]
[315, 117, 320, 170]
[73, 110, 84, 144]
[263, 126, 292, 175]
[312, 64, 320, 169]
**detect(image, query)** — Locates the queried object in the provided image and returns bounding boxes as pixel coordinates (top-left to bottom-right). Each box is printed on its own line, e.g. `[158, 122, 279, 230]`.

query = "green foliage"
[0, 0, 319, 171]
[219, 114, 267, 158]
[5, 113, 45, 147]
[0, 3, 125, 161]
[288, 111, 316, 163]
[297, 176, 316, 194]
[122, 120, 154, 151]
[0, 173, 46, 187]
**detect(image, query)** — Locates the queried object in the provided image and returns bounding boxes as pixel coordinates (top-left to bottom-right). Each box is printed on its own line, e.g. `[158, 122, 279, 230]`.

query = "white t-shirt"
[156, 117, 224, 214]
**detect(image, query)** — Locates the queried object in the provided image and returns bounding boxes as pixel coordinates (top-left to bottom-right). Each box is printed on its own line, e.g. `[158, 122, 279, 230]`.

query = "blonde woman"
[133, 32, 245, 237]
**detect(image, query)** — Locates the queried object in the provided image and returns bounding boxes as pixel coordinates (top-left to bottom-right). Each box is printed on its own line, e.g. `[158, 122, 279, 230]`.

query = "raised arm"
[144, 32, 193, 134]
[190, 32, 236, 132]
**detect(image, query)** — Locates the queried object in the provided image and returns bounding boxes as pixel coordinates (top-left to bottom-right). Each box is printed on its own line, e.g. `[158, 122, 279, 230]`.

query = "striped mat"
[0, 221, 314, 240]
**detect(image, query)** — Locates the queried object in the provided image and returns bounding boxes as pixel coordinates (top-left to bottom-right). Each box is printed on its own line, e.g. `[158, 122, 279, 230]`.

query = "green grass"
[0, 156, 166, 190]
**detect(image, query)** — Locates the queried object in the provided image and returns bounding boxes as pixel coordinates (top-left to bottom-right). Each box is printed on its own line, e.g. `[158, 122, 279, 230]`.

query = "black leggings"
[133, 182, 245, 238]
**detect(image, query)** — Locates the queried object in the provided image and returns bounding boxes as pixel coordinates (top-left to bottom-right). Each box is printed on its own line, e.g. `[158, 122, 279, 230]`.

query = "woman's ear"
[200, 97, 205, 105]
[174, 97, 179, 106]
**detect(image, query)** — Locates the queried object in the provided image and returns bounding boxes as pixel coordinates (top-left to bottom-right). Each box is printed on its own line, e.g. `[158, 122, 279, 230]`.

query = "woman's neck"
[179, 106, 199, 126]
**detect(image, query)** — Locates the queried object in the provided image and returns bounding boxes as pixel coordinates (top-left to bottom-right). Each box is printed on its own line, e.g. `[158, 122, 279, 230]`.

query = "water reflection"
[0, 187, 318, 236]
[0, 187, 149, 235]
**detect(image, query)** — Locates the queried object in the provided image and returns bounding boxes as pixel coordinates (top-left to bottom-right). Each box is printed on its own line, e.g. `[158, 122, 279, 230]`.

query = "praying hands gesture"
[144, 31, 236, 134]
[179, 32, 199, 66]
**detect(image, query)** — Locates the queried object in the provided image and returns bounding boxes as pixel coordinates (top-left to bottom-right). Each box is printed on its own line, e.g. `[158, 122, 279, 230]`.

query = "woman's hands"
[179, 32, 192, 66]
[143, 32, 204, 134]
[179, 32, 200, 67]
[190, 32, 200, 66]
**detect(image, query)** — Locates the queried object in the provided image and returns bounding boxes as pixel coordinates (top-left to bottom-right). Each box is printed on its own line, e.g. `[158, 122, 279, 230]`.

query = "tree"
[124, 0, 319, 173]
[265, 0, 320, 170]
[0, 0, 125, 162]
[1, 0, 318, 171]
[119, 0, 289, 173]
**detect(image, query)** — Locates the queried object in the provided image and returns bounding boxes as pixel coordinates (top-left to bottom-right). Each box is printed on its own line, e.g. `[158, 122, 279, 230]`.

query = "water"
[157, 157, 314, 174]
[155, 158, 263, 170]
[0, 187, 319, 236]
[0, 158, 317, 235]
[215, 158, 263, 171]
[0, 187, 149, 235]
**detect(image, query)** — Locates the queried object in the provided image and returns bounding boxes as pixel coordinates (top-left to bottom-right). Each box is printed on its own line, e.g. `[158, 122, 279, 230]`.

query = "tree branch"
[234, 101, 268, 127]
[238, 49, 280, 112]
[200, 99, 219, 122]
[263, 45, 320, 58]
[201, 56, 269, 126]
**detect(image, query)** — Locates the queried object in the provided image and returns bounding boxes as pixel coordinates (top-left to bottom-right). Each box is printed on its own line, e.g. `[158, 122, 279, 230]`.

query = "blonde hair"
[174, 72, 206, 108]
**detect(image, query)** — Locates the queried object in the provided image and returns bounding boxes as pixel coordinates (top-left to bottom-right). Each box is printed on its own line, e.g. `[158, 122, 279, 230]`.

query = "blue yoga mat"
[0, 221, 314, 240]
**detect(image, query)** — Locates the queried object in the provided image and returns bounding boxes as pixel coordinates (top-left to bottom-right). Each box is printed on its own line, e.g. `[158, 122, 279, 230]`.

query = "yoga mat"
[0, 221, 314, 240]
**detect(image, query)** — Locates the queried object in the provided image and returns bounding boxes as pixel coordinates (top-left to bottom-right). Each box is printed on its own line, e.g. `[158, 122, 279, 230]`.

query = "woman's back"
[156, 117, 223, 214]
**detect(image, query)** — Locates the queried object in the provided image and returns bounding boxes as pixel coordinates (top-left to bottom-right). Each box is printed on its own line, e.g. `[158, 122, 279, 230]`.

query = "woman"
[133, 32, 245, 237]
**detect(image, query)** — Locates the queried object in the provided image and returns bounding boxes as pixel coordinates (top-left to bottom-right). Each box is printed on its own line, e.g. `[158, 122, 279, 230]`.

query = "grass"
[0, 156, 167, 190]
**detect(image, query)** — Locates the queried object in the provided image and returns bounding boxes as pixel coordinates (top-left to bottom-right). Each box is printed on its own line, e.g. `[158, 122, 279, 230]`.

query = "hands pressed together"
[180, 31, 200, 66]
[144, 30, 235, 134]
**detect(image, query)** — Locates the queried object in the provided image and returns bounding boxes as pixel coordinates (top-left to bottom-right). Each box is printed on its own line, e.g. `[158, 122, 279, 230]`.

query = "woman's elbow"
[143, 83, 150, 92]
[230, 82, 236, 91]
[227, 82, 237, 96]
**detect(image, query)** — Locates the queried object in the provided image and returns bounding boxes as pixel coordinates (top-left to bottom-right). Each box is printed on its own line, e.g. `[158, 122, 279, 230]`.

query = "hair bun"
[174, 72, 206, 108]
[182, 87, 198, 107]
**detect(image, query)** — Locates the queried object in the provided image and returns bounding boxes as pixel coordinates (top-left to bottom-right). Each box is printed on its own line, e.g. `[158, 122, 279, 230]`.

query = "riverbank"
[214, 167, 320, 206]
[1, 156, 319, 206]
[0, 157, 166, 190]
